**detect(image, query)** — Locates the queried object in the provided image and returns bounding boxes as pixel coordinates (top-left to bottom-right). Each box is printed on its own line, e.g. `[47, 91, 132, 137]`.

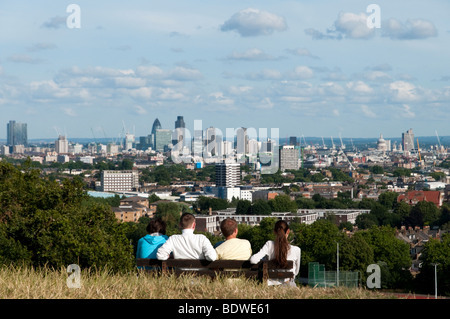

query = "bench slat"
[135, 258, 294, 281]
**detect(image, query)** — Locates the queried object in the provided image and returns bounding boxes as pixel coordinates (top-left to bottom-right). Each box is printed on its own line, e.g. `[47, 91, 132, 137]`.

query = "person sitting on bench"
[215, 218, 252, 260]
[156, 212, 217, 261]
[250, 220, 300, 286]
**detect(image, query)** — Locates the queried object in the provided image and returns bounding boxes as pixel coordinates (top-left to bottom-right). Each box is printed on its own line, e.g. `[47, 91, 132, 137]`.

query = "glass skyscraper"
[7, 120, 27, 146]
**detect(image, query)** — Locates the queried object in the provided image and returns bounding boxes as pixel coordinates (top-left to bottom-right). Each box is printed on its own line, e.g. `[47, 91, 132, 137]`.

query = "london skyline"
[1, 1, 449, 140]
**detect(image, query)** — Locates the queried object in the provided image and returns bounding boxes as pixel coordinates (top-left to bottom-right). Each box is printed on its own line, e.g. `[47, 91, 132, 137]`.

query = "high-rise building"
[7, 120, 27, 146]
[55, 135, 69, 154]
[173, 116, 186, 150]
[175, 116, 185, 129]
[289, 136, 297, 146]
[151, 118, 162, 135]
[154, 129, 172, 152]
[235, 127, 248, 155]
[215, 162, 240, 187]
[279, 145, 300, 171]
[192, 127, 203, 157]
[402, 128, 415, 152]
[205, 126, 222, 157]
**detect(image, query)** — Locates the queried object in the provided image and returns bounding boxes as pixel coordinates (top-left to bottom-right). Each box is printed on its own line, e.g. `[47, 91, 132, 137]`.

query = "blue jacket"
[136, 234, 169, 259]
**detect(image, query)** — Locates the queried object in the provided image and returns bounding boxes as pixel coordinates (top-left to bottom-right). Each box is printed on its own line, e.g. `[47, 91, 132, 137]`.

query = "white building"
[55, 135, 69, 154]
[101, 170, 139, 192]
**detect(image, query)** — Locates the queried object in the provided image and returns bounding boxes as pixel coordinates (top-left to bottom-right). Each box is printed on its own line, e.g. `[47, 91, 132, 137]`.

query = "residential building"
[55, 135, 69, 154]
[397, 190, 443, 207]
[279, 145, 300, 171]
[101, 170, 139, 192]
[215, 162, 240, 187]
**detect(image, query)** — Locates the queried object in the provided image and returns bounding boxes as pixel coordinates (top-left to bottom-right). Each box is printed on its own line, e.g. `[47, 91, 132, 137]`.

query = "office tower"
[279, 145, 300, 171]
[55, 135, 69, 154]
[175, 116, 185, 129]
[173, 116, 186, 150]
[289, 136, 297, 146]
[192, 127, 203, 156]
[235, 127, 248, 155]
[7, 120, 27, 146]
[154, 129, 172, 152]
[205, 126, 222, 157]
[151, 118, 162, 135]
[215, 162, 240, 187]
[150, 118, 162, 149]
[402, 128, 415, 152]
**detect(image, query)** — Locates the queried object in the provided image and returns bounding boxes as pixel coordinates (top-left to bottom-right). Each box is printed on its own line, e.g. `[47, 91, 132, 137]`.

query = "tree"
[414, 234, 450, 296]
[0, 161, 134, 272]
[235, 199, 252, 215]
[407, 201, 441, 227]
[268, 194, 297, 213]
[293, 219, 344, 278]
[250, 200, 272, 215]
[378, 191, 399, 210]
[358, 226, 412, 289]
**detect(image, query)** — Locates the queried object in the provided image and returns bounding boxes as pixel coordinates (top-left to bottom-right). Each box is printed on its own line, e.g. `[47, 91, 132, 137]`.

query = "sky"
[1, 0, 450, 141]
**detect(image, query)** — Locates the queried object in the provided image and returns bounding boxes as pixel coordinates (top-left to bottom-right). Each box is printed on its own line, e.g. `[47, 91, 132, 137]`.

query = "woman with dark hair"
[250, 220, 301, 286]
[136, 218, 168, 261]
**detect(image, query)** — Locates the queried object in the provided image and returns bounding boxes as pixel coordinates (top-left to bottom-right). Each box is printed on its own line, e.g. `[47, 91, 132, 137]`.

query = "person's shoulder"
[290, 245, 301, 253]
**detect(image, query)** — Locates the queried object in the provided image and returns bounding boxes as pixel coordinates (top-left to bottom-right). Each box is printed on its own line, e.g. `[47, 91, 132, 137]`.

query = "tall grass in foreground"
[0, 265, 392, 299]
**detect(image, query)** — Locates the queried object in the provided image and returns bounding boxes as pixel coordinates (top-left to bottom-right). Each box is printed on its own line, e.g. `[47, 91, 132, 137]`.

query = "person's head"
[179, 212, 196, 230]
[146, 218, 167, 235]
[273, 220, 290, 268]
[220, 218, 238, 239]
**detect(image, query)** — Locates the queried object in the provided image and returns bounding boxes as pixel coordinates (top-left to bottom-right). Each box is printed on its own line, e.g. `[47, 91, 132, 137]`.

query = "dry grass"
[0, 265, 393, 299]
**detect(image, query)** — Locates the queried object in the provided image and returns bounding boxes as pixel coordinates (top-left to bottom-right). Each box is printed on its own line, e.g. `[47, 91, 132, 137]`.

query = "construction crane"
[339, 133, 345, 150]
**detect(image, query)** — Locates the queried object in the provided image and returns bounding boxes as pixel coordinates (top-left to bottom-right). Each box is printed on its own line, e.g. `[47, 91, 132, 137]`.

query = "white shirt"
[156, 229, 217, 261]
[250, 240, 301, 286]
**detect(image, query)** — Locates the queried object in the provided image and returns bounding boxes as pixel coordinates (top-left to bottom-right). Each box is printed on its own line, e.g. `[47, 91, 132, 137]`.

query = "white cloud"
[361, 105, 377, 118]
[305, 12, 437, 41]
[382, 18, 437, 40]
[226, 48, 278, 61]
[334, 12, 375, 39]
[289, 66, 314, 80]
[221, 8, 287, 37]
[400, 104, 415, 118]
[389, 81, 419, 102]
[305, 12, 375, 40]
[286, 48, 319, 59]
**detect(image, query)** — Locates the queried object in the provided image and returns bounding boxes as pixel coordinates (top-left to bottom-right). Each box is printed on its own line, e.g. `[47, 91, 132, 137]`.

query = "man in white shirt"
[215, 218, 252, 260]
[157, 213, 217, 261]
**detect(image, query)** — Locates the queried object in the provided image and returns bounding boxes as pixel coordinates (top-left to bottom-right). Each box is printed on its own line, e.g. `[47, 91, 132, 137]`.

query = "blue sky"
[1, 0, 449, 140]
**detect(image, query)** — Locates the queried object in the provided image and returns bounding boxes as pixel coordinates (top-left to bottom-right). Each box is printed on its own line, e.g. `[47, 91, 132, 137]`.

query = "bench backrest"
[136, 259, 294, 281]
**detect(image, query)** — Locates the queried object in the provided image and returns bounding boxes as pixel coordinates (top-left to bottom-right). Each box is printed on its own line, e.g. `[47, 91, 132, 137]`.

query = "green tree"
[268, 194, 297, 213]
[358, 226, 412, 289]
[235, 199, 252, 215]
[0, 161, 134, 272]
[293, 219, 344, 278]
[407, 201, 441, 227]
[414, 234, 450, 296]
[250, 200, 272, 215]
[378, 191, 399, 210]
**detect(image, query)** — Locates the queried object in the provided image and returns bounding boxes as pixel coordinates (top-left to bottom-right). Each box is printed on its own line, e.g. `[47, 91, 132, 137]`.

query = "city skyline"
[1, 1, 449, 140]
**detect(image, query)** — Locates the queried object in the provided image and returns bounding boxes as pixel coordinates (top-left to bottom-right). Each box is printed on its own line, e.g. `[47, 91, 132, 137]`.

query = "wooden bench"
[136, 259, 294, 283]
